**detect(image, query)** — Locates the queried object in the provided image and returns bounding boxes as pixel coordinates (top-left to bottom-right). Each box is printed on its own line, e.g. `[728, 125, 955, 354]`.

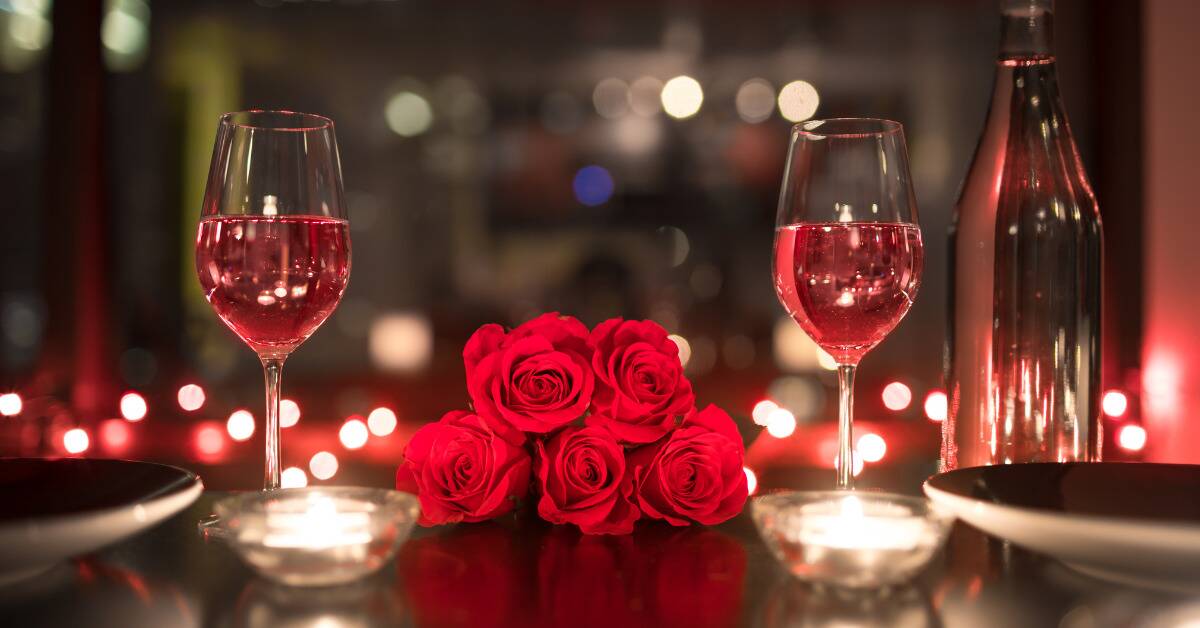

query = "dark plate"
[925, 462, 1200, 588]
[0, 458, 203, 584]
[0, 458, 199, 523]
[927, 462, 1200, 523]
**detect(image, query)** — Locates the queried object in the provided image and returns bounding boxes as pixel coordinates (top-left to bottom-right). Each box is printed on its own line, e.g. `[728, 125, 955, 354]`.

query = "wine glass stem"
[836, 364, 856, 490]
[261, 358, 285, 490]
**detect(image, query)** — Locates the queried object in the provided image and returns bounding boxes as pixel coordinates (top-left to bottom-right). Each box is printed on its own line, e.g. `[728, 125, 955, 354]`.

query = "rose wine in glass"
[772, 119, 922, 489]
[774, 223, 923, 365]
[196, 110, 351, 490]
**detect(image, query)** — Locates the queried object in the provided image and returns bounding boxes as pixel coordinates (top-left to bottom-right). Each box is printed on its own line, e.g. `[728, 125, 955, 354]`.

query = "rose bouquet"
[395, 313, 749, 534]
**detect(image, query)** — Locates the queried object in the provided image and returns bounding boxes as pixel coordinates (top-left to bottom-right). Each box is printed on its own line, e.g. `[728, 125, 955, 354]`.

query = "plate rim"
[0, 457, 204, 530]
[924, 462, 1200, 544]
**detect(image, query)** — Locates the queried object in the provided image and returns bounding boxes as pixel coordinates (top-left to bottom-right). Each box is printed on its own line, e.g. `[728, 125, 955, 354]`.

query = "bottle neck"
[999, 0, 1054, 61]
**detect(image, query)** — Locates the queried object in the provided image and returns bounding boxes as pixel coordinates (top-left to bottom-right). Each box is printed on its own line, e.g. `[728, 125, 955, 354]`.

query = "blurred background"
[0, 0, 1188, 491]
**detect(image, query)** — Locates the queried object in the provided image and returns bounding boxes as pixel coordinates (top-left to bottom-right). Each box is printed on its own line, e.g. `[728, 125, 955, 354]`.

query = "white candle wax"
[254, 494, 374, 550]
[793, 495, 931, 552]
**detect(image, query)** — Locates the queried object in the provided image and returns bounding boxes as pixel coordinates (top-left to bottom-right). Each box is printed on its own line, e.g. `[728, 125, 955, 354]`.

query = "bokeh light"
[310, 451, 339, 480]
[227, 410, 255, 442]
[177, 384, 205, 412]
[1118, 424, 1147, 451]
[119, 391, 147, 422]
[833, 453, 865, 477]
[0, 392, 21, 416]
[385, 90, 434, 137]
[752, 399, 778, 426]
[573, 165, 614, 207]
[99, 419, 132, 454]
[765, 407, 796, 438]
[340, 418, 369, 450]
[280, 399, 301, 428]
[281, 467, 308, 489]
[856, 433, 887, 463]
[668, 334, 691, 368]
[816, 350, 839, 371]
[1102, 390, 1129, 418]
[924, 390, 948, 422]
[660, 75, 703, 119]
[881, 382, 912, 412]
[367, 407, 397, 437]
[369, 312, 434, 373]
[63, 428, 90, 454]
[194, 422, 226, 460]
[629, 76, 663, 116]
[735, 78, 775, 123]
[744, 467, 758, 495]
[592, 78, 630, 119]
[777, 80, 820, 122]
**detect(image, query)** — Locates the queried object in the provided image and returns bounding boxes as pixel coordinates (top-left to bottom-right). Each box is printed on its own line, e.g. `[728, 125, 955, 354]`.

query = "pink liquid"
[196, 216, 350, 358]
[774, 222, 923, 364]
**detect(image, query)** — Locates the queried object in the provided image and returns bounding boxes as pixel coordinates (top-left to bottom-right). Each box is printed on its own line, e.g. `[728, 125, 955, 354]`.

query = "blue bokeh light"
[573, 165, 614, 207]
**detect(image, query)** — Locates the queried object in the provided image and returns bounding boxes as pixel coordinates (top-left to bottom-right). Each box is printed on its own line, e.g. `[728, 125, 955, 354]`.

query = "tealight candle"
[207, 487, 419, 587]
[753, 491, 954, 588]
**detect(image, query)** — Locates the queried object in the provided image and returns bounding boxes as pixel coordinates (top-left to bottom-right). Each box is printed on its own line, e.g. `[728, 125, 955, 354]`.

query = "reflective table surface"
[0, 492, 1197, 627]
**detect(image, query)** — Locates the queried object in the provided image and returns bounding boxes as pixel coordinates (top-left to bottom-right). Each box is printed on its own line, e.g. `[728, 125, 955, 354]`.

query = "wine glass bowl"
[195, 110, 351, 489]
[772, 119, 922, 489]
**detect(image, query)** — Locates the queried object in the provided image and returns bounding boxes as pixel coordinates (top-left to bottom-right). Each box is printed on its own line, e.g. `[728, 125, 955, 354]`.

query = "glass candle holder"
[752, 491, 954, 589]
[205, 487, 419, 587]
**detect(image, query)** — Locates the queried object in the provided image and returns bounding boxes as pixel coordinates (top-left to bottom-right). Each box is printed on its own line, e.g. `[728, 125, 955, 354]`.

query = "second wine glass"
[773, 118, 923, 490]
[196, 110, 351, 490]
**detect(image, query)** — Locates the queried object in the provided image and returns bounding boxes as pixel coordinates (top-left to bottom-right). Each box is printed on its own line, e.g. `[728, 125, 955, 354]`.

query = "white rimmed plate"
[0, 458, 203, 585]
[924, 462, 1200, 590]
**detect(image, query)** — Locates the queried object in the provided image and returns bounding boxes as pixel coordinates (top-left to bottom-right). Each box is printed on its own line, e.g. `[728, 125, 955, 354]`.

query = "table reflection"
[228, 577, 408, 628]
[396, 522, 747, 628]
[761, 581, 938, 628]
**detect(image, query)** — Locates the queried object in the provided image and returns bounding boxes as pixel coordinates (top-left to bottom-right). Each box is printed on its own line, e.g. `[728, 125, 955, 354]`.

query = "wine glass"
[195, 110, 351, 490]
[773, 118, 923, 489]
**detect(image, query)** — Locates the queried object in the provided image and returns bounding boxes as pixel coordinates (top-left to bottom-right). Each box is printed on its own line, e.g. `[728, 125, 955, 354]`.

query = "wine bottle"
[943, 0, 1102, 470]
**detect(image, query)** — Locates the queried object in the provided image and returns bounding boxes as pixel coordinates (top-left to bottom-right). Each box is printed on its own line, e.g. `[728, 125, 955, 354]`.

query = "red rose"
[586, 318, 695, 444]
[464, 313, 595, 434]
[630, 405, 748, 526]
[535, 425, 640, 535]
[396, 410, 531, 525]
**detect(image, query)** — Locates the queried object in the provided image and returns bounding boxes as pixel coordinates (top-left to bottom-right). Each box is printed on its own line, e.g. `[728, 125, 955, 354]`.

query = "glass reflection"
[228, 577, 406, 628]
[761, 579, 938, 628]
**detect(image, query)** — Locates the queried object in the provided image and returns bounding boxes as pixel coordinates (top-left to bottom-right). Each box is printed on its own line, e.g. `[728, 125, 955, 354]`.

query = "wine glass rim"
[792, 118, 903, 139]
[220, 109, 335, 132]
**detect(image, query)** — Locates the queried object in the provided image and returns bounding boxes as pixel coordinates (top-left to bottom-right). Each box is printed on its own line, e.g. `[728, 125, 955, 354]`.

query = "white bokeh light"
[177, 384, 205, 412]
[924, 391, 948, 422]
[856, 433, 887, 463]
[281, 467, 308, 489]
[777, 80, 820, 122]
[661, 75, 703, 119]
[227, 410, 255, 442]
[0, 392, 22, 416]
[120, 392, 147, 422]
[63, 428, 90, 454]
[367, 407, 398, 437]
[280, 399, 301, 429]
[310, 451, 339, 480]
[339, 419, 369, 450]
[765, 407, 797, 438]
